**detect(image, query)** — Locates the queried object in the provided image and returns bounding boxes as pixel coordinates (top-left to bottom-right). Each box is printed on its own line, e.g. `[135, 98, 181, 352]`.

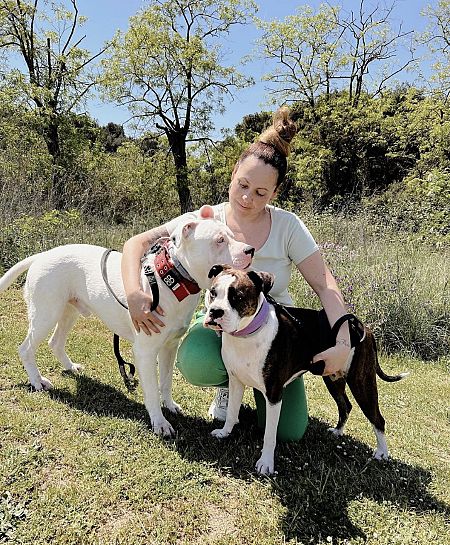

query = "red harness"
[153, 243, 200, 301]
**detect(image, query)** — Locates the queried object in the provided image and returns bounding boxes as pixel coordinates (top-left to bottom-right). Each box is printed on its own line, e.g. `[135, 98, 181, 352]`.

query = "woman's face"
[229, 155, 278, 215]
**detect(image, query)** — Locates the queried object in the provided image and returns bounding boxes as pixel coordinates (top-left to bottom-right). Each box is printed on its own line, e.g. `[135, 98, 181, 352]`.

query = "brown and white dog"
[204, 264, 408, 475]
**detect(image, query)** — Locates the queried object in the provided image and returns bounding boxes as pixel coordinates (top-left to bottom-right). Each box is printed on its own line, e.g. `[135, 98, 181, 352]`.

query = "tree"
[340, 0, 415, 107]
[256, 0, 415, 109]
[422, 0, 450, 101]
[101, 0, 257, 213]
[0, 0, 106, 208]
[256, 4, 345, 109]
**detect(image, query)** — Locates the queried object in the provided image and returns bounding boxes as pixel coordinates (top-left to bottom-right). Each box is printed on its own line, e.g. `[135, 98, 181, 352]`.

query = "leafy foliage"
[100, 0, 257, 212]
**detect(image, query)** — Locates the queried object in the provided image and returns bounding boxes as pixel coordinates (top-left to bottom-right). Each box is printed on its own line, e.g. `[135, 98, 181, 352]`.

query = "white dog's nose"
[244, 246, 255, 258]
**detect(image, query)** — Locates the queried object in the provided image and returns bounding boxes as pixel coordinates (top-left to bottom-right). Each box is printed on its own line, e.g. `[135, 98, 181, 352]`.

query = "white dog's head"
[203, 264, 274, 333]
[171, 206, 254, 289]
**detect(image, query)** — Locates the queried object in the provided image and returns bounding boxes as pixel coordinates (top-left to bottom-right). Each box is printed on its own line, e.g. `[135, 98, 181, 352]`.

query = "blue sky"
[75, 0, 432, 135]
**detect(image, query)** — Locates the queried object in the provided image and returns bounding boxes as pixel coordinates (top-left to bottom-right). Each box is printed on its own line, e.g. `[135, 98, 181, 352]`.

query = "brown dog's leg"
[345, 339, 389, 459]
[323, 376, 352, 435]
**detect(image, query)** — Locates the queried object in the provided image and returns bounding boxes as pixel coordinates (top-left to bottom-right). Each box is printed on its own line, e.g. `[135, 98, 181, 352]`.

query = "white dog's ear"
[199, 205, 214, 219]
[182, 221, 199, 240]
[247, 270, 274, 295]
[172, 221, 198, 248]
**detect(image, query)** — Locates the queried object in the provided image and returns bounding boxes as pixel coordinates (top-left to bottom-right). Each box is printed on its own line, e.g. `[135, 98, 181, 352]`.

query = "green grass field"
[1, 287, 449, 545]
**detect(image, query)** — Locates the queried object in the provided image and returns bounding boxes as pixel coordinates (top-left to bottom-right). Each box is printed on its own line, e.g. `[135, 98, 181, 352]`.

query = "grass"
[1, 286, 449, 545]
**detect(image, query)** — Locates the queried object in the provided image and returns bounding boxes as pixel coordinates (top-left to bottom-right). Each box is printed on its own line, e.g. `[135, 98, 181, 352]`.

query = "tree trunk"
[43, 115, 66, 210]
[168, 131, 193, 213]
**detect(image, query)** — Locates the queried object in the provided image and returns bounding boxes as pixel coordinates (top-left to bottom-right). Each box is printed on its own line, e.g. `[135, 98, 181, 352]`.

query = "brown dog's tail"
[373, 336, 410, 382]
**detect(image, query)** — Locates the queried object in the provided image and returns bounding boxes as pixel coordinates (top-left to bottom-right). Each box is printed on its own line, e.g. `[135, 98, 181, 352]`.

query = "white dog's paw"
[373, 449, 389, 461]
[64, 363, 83, 374]
[32, 376, 53, 391]
[162, 399, 183, 414]
[328, 426, 344, 436]
[255, 455, 275, 476]
[211, 427, 231, 439]
[151, 417, 175, 437]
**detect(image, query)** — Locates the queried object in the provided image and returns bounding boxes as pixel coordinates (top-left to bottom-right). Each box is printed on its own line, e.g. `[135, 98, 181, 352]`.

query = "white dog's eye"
[216, 236, 225, 244]
[209, 288, 217, 299]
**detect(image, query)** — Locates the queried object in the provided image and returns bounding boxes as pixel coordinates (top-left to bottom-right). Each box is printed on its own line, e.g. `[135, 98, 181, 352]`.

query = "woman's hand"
[127, 289, 165, 335]
[312, 342, 351, 377]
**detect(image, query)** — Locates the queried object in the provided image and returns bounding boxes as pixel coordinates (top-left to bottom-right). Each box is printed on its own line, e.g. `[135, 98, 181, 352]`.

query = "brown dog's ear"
[247, 270, 274, 295]
[208, 264, 224, 278]
[208, 264, 233, 278]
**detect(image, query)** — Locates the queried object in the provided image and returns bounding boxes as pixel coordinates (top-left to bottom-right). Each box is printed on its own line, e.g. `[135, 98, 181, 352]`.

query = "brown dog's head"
[203, 265, 274, 333]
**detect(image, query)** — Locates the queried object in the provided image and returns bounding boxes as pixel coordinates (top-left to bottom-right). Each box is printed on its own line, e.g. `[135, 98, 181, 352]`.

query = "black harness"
[101, 241, 200, 391]
[265, 293, 366, 376]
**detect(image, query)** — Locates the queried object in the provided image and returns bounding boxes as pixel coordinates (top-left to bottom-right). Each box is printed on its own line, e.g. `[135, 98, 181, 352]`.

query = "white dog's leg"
[158, 338, 182, 414]
[256, 398, 282, 475]
[211, 376, 244, 438]
[133, 337, 174, 437]
[48, 304, 83, 373]
[19, 298, 66, 391]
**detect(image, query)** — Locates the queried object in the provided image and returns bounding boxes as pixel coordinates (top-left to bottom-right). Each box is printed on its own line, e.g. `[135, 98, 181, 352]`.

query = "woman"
[121, 106, 351, 440]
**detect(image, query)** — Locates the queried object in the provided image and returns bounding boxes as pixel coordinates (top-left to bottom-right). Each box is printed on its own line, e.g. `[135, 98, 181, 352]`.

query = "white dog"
[0, 206, 254, 436]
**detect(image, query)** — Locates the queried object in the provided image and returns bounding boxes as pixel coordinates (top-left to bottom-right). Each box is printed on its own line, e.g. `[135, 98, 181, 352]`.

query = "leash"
[100, 241, 200, 391]
[101, 248, 160, 312]
[101, 247, 161, 392]
[265, 293, 304, 328]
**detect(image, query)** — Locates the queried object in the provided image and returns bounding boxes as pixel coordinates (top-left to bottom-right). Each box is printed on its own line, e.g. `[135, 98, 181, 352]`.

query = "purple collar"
[231, 297, 271, 337]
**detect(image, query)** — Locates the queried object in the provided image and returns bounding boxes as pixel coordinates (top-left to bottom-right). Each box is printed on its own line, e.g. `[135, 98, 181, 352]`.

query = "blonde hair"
[235, 106, 297, 187]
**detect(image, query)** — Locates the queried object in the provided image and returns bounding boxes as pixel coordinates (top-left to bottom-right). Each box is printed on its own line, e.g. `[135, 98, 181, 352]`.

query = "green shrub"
[0, 210, 83, 273]
[290, 210, 449, 360]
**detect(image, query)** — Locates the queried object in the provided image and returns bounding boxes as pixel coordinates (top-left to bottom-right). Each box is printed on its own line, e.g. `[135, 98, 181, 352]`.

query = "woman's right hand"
[127, 289, 165, 335]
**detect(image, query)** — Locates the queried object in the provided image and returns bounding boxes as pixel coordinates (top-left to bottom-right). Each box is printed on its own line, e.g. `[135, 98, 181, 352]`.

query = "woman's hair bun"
[259, 106, 297, 157]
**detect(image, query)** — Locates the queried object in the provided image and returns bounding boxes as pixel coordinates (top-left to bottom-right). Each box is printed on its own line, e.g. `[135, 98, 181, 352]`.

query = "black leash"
[100, 247, 162, 392]
[265, 293, 304, 328]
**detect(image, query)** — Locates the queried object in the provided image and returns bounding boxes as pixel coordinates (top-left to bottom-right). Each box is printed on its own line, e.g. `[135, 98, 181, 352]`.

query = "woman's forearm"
[121, 225, 169, 297]
[297, 251, 351, 345]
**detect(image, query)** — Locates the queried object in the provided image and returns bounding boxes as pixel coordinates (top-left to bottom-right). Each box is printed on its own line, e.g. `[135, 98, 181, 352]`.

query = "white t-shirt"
[165, 202, 318, 305]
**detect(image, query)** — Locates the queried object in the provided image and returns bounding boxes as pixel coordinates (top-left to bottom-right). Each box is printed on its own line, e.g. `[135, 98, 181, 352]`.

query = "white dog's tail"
[0, 255, 38, 292]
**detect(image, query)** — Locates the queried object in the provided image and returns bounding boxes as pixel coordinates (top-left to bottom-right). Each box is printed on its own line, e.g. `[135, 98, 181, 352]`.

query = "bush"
[290, 209, 450, 360]
[0, 210, 83, 274]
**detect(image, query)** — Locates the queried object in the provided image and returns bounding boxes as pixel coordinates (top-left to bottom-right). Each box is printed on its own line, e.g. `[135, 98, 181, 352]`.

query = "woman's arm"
[121, 225, 169, 335]
[297, 250, 351, 376]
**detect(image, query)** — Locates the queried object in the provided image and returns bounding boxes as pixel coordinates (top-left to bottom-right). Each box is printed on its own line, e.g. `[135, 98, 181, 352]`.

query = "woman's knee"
[176, 316, 229, 387]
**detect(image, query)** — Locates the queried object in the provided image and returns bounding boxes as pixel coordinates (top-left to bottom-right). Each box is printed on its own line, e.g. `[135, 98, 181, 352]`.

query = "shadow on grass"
[49, 374, 450, 544]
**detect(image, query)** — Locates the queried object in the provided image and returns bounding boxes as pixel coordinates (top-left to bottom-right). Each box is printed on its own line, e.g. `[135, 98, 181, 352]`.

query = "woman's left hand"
[312, 343, 351, 377]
